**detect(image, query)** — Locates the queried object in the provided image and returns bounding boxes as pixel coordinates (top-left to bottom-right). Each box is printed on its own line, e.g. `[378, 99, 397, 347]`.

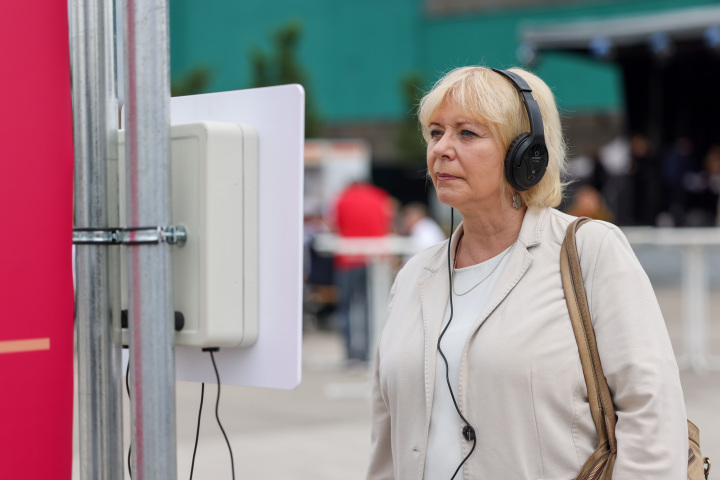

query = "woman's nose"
[432, 134, 455, 160]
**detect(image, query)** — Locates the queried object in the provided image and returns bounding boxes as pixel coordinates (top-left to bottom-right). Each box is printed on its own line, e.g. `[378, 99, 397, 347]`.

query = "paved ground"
[72, 286, 720, 480]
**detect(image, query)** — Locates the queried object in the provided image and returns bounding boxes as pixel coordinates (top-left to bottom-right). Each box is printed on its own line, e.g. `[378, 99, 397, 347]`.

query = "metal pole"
[122, 0, 177, 478]
[70, 0, 124, 478]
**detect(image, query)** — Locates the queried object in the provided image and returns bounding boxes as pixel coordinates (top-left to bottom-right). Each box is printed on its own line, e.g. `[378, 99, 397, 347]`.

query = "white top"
[423, 243, 514, 480]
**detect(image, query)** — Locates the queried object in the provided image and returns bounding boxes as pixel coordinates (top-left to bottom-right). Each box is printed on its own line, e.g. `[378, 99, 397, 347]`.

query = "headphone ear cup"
[504, 133, 530, 191]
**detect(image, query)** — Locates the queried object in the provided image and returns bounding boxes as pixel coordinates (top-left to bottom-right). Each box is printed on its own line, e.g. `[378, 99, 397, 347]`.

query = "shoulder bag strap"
[560, 217, 618, 454]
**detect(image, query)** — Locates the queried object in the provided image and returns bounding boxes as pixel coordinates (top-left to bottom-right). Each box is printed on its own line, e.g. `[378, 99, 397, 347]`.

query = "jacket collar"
[421, 206, 548, 276]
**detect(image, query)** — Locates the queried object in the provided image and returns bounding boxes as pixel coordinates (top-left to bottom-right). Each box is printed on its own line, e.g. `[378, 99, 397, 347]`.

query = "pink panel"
[0, 2, 74, 478]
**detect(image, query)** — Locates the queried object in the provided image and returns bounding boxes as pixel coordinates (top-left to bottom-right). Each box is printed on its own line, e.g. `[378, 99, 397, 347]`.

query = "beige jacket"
[367, 207, 687, 480]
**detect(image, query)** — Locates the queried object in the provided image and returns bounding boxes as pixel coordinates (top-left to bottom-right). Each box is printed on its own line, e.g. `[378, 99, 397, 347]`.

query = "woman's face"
[426, 100, 506, 213]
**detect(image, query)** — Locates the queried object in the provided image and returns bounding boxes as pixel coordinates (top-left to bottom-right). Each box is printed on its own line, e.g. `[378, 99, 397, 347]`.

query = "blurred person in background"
[303, 200, 336, 330]
[400, 202, 447, 263]
[566, 149, 607, 193]
[661, 136, 697, 226]
[566, 184, 614, 222]
[629, 133, 662, 225]
[598, 135, 634, 225]
[366, 66, 687, 480]
[563, 149, 608, 217]
[331, 181, 393, 364]
[683, 144, 720, 226]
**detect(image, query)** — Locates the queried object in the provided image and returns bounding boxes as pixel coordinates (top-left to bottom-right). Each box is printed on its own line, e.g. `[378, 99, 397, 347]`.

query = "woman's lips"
[436, 173, 459, 181]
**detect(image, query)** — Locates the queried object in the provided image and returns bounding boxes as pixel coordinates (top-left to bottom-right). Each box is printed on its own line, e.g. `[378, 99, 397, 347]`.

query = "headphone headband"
[490, 68, 545, 145]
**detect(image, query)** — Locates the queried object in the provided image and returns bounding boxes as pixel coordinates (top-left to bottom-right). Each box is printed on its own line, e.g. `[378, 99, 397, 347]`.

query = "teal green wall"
[169, 0, 718, 121]
[170, 0, 421, 121]
[535, 53, 624, 112]
[419, 7, 625, 113]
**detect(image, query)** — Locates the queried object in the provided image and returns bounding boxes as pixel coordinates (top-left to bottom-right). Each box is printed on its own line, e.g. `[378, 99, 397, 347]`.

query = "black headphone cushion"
[504, 133, 548, 191]
[504, 133, 530, 190]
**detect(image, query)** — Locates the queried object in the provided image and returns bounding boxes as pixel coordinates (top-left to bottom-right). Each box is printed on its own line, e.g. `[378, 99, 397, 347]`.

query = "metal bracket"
[73, 225, 187, 246]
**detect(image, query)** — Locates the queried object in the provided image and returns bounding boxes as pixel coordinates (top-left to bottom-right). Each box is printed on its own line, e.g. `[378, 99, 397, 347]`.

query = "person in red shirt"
[331, 182, 393, 363]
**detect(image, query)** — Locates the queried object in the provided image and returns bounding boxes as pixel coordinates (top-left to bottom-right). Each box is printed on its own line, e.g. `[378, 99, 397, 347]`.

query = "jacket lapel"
[418, 230, 456, 423]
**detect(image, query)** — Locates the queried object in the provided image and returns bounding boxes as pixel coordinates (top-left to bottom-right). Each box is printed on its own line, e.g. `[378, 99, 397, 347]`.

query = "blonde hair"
[418, 66, 567, 208]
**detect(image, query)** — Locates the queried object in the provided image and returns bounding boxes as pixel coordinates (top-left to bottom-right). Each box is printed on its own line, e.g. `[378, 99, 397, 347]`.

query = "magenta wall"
[0, 2, 75, 478]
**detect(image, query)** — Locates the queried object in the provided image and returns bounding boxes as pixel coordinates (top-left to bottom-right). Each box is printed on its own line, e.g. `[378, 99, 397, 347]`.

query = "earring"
[512, 193, 522, 210]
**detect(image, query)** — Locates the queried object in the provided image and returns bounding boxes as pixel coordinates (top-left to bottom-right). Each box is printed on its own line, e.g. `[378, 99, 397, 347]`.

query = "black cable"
[189, 383, 205, 480]
[125, 357, 132, 480]
[209, 350, 235, 480]
[437, 208, 477, 480]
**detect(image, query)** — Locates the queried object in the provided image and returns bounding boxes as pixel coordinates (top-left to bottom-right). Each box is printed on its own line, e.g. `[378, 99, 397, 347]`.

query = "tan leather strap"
[560, 217, 618, 454]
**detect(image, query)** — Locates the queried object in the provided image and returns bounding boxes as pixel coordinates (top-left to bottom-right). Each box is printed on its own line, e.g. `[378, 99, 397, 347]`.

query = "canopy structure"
[520, 5, 720, 58]
[520, 5, 720, 156]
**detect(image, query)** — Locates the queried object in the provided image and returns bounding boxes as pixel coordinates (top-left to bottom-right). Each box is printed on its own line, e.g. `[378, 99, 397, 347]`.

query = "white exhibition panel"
[165, 85, 304, 389]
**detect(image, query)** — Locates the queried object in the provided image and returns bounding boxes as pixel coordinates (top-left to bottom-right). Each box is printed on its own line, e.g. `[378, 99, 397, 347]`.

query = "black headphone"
[491, 68, 549, 192]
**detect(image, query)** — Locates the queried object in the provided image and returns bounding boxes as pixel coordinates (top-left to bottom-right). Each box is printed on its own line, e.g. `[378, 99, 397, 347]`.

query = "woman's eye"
[460, 130, 476, 138]
[429, 129, 442, 139]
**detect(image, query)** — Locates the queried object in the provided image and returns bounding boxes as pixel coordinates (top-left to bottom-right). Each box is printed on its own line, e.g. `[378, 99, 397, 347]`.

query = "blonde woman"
[366, 66, 687, 479]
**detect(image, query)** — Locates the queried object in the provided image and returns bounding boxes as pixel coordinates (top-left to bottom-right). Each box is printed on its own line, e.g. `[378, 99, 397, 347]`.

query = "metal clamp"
[73, 225, 187, 246]
[72, 228, 120, 244]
